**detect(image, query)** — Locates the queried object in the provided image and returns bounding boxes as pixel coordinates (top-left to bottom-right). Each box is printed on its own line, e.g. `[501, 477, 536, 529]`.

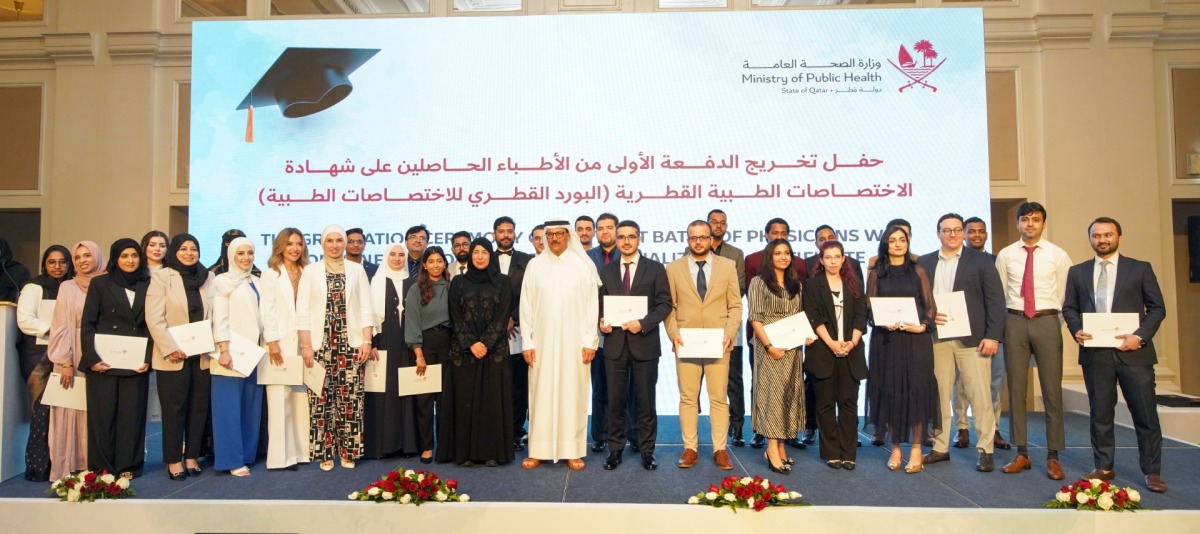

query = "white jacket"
[295, 261, 374, 350]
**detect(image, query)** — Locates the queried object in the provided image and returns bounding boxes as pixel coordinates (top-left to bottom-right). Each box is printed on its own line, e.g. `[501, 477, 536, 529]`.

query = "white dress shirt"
[994, 238, 1072, 311]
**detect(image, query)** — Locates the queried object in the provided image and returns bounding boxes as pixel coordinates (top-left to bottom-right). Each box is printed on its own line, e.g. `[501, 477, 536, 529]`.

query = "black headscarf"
[27, 244, 74, 300]
[0, 237, 32, 302]
[464, 238, 500, 284]
[166, 233, 206, 323]
[208, 229, 246, 275]
[106, 238, 150, 291]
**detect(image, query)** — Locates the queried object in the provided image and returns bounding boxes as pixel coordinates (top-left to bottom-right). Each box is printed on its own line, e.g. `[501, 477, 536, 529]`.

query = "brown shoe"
[1145, 474, 1167, 493]
[677, 448, 698, 468]
[566, 458, 585, 471]
[952, 429, 970, 449]
[1083, 468, 1115, 481]
[521, 457, 541, 469]
[1001, 454, 1031, 474]
[993, 432, 1011, 450]
[713, 450, 733, 470]
[1046, 458, 1064, 480]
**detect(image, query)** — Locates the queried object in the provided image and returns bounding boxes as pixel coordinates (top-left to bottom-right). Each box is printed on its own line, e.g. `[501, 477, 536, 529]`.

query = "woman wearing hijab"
[0, 237, 32, 302]
[297, 225, 374, 471]
[79, 239, 153, 478]
[147, 233, 214, 480]
[260, 228, 311, 470]
[210, 237, 265, 477]
[141, 231, 169, 272]
[363, 242, 419, 459]
[208, 229, 261, 277]
[404, 246, 450, 464]
[47, 241, 105, 480]
[16, 245, 74, 481]
[441, 238, 514, 467]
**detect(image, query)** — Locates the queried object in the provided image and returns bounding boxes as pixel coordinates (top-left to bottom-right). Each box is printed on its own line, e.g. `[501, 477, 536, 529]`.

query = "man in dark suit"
[598, 220, 672, 471]
[917, 213, 1007, 472]
[492, 216, 535, 451]
[586, 213, 621, 452]
[1062, 217, 1168, 493]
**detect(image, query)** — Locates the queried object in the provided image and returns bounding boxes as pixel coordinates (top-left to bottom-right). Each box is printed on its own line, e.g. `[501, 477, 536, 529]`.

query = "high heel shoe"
[419, 455, 434, 465]
[765, 452, 791, 475]
[168, 469, 188, 481]
[887, 459, 902, 471]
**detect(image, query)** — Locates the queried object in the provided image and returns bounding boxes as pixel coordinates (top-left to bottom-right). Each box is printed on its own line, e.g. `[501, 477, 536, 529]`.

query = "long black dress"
[439, 262, 514, 465]
[865, 262, 940, 444]
[362, 277, 420, 458]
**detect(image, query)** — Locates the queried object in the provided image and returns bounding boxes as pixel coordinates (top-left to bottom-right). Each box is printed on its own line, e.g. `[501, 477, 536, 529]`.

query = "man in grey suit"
[1062, 217, 1168, 493]
[918, 213, 1006, 472]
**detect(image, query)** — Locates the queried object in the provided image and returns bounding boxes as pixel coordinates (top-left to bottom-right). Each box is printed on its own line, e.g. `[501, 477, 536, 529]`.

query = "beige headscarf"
[321, 224, 346, 275]
[370, 242, 409, 330]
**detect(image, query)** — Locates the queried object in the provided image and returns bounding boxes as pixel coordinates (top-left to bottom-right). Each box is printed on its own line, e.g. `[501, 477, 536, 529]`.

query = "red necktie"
[623, 262, 632, 295]
[1021, 245, 1038, 318]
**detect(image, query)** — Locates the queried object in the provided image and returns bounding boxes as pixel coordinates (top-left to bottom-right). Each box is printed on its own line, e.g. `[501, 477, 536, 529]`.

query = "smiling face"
[887, 229, 909, 260]
[45, 250, 68, 279]
[596, 218, 617, 248]
[1089, 222, 1121, 258]
[144, 236, 167, 266]
[387, 247, 407, 271]
[815, 227, 836, 251]
[938, 217, 965, 252]
[616, 226, 640, 258]
[74, 245, 94, 273]
[471, 245, 492, 270]
[424, 252, 447, 280]
[709, 212, 728, 241]
[176, 241, 199, 267]
[323, 233, 345, 259]
[346, 232, 365, 258]
[406, 229, 428, 259]
[546, 227, 570, 255]
[576, 220, 594, 246]
[770, 242, 793, 272]
[494, 222, 515, 250]
[1018, 212, 1045, 243]
[233, 245, 254, 271]
[284, 233, 304, 264]
[117, 248, 141, 274]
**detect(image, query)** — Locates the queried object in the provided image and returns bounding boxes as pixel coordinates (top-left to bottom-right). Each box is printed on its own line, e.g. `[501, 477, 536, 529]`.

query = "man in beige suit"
[665, 220, 743, 470]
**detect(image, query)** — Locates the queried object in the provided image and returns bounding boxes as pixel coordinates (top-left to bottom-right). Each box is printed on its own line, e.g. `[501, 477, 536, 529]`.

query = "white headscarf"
[545, 219, 600, 286]
[370, 242, 409, 330]
[321, 224, 346, 275]
[214, 237, 254, 298]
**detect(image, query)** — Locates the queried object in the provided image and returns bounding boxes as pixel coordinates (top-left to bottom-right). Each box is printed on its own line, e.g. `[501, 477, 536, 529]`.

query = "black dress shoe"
[641, 453, 657, 471]
[785, 438, 807, 450]
[419, 456, 434, 465]
[628, 440, 640, 453]
[187, 467, 203, 477]
[513, 439, 526, 452]
[732, 436, 746, 447]
[871, 439, 885, 447]
[802, 429, 816, 445]
[169, 469, 188, 481]
[923, 450, 950, 464]
[750, 434, 766, 449]
[591, 441, 606, 453]
[976, 452, 994, 472]
[603, 452, 623, 470]
[730, 427, 745, 447]
[841, 461, 856, 471]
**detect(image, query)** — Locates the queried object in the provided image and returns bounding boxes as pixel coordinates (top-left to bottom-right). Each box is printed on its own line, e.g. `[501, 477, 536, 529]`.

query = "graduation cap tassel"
[244, 105, 254, 143]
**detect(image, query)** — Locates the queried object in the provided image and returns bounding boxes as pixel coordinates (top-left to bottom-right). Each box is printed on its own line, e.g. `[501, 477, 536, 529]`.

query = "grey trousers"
[1003, 312, 1065, 452]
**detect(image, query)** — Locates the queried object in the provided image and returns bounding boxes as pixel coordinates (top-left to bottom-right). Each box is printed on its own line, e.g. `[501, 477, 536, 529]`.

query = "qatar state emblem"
[888, 40, 945, 92]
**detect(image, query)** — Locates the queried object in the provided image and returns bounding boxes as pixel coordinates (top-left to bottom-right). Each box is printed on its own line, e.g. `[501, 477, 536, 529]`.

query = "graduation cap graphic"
[237, 47, 380, 142]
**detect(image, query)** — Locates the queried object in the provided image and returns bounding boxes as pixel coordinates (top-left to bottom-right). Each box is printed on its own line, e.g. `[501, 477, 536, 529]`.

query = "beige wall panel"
[0, 85, 42, 191]
[985, 70, 1019, 182]
[1173, 69, 1200, 181]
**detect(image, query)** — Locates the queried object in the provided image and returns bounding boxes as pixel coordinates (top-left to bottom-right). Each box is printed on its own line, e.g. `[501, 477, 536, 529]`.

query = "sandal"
[340, 457, 356, 469]
[230, 466, 251, 477]
[320, 461, 334, 472]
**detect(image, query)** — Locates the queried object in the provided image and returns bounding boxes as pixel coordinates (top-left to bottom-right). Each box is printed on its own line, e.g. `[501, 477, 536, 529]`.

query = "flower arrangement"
[46, 471, 135, 502]
[1043, 479, 1144, 512]
[688, 475, 810, 512]
[348, 467, 470, 505]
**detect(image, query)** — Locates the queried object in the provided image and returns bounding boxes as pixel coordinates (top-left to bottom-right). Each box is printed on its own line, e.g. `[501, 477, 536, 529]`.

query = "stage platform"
[2, 411, 1198, 533]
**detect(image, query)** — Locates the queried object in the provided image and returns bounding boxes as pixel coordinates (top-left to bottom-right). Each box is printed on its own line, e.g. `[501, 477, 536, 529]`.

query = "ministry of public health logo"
[888, 39, 946, 92]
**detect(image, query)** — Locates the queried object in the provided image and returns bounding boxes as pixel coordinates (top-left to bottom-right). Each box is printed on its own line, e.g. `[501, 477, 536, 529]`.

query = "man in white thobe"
[520, 220, 599, 470]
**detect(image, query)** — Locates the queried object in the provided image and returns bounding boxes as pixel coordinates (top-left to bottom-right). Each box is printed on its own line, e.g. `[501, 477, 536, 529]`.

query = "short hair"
[688, 220, 712, 234]
[964, 217, 986, 228]
[617, 220, 641, 233]
[936, 213, 964, 231]
[814, 224, 834, 235]
[452, 231, 472, 243]
[531, 224, 545, 233]
[345, 227, 365, 238]
[764, 217, 790, 234]
[405, 225, 429, 239]
[575, 215, 595, 227]
[1089, 217, 1123, 236]
[1016, 202, 1047, 222]
[886, 218, 911, 230]
[707, 209, 727, 221]
[597, 213, 619, 226]
[493, 216, 515, 231]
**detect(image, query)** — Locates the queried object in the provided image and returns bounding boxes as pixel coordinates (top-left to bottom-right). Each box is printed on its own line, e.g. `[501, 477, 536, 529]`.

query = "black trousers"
[87, 372, 150, 476]
[511, 352, 528, 438]
[591, 346, 640, 445]
[157, 358, 212, 464]
[727, 345, 746, 433]
[1082, 350, 1162, 475]
[417, 328, 449, 452]
[605, 344, 658, 453]
[813, 358, 860, 462]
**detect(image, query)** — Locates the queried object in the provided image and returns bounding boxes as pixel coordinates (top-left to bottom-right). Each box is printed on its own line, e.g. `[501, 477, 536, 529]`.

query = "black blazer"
[916, 247, 1006, 347]
[804, 254, 864, 285]
[494, 249, 533, 326]
[801, 274, 868, 381]
[80, 274, 152, 377]
[598, 255, 673, 361]
[1062, 255, 1165, 366]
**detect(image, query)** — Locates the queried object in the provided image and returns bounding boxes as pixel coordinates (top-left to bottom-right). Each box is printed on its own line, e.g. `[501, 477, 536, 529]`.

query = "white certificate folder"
[364, 350, 388, 393]
[678, 328, 724, 359]
[870, 297, 920, 327]
[762, 312, 815, 350]
[167, 319, 215, 357]
[93, 334, 149, 370]
[257, 353, 303, 386]
[934, 291, 971, 340]
[603, 296, 648, 327]
[43, 373, 87, 411]
[1082, 313, 1140, 348]
[398, 364, 442, 396]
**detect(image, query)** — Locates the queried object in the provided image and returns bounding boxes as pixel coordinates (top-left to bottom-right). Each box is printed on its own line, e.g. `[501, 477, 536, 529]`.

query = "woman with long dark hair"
[803, 240, 868, 470]
[865, 225, 939, 474]
[141, 231, 169, 272]
[404, 246, 450, 464]
[16, 245, 74, 480]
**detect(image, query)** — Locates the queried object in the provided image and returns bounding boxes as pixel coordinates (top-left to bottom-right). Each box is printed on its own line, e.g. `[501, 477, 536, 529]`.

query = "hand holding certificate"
[603, 296, 648, 328]
[43, 373, 87, 411]
[398, 364, 442, 396]
[933, 291, 971, 339]
[167, 319, 216, 356]
[364, 350, 388, 393]
[677, 328, 725, 359]
[1081, 313, 1140, 348]
[304, 362, 327, 394]
[762, 312, 815, 350]
[94, 334, 149, 370]
[870, 297, 919, 328]
[218, 332, 267, 377]
[257, 353, 302, 385]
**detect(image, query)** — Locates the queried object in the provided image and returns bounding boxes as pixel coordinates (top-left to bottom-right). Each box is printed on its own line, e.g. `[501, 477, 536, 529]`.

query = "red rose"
[753, 500, 767, 512]
[407, 481, 419, 492]
[721, 479, 734, 490]
[776, 485, 786, 493]
[753, 476, 763, 483]
[388, 471, 399, 481]
[709, 485, 719, 493]
[108, 485, 122, 496]
[84, 472, 97, 484]
[447, 479, 458, 490]
[383, 481, 396, 493]
[418, 490, 428, 500]
[65, 481, 75, 489]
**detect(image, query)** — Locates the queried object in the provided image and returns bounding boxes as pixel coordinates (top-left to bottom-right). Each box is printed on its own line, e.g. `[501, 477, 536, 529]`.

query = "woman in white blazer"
[296, 224, 374, 471]
[259, 228, 310, 470]
[210, 237, 266, 477]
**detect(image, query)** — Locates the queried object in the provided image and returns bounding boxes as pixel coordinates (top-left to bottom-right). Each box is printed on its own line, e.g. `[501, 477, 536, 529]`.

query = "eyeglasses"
[687, 235, 712, 243]
[347, 239, 365, 245]
[406, 236, 428, 243]
[940, 228, 964, 236]
[616, 235, 639, 242]
[545, 230, 569, 239]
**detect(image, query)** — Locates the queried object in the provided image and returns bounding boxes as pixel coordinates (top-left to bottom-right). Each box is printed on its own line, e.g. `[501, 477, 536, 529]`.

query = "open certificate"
[225, 332, 266, 377]
[35, 300, 55, 345]
[43, 373, 87, 411]
[167, 319, 215, 357]
[762, 312, 815, 350]
[304, 362, 326, 394]
[870, 297, 920, 327]
[364, 350, 388, 393]
[603, 296, 647, 328]
[678, 328, 724, 359]
[934, 291, 971, 340]
[94, 334, 148, 370]
[398, 364, 442, 396]
[1082, 313, 1140, 348]
[256, 353, 302, 386]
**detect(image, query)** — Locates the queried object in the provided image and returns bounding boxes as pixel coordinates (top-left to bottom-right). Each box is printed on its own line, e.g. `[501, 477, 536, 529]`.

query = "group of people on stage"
[3, 200, 1170, 494]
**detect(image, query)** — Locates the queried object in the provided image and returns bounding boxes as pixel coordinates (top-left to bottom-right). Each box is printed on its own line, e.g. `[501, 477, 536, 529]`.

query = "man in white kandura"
[520, 219, 601, 470]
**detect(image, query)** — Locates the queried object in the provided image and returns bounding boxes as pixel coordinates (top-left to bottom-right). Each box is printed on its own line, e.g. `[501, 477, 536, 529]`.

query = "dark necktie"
[1020, 245, 1037, 318]
[696, 260, 708, 301]
[623, 262, 632, 295]
[497, 249, 512, 256]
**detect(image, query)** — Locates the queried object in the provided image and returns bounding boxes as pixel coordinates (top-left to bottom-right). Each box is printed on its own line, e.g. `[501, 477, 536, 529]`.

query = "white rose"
[405, 470, 415, 477]
[1075, 492, 1090, 504]
[367, 487, 381, 497]
[460, 494, 470, 503]
[400, 494, 413, 504]
[436, 491, 448, 502]
[1127, 490, 1141, 503]
[52, 480, 62, 489]
[116, 478, 130, 490]
[740, 476, 753, 485]
[724, 493, 736, 502]
[67, 489, 81, 502]
[382, 492, 394, 501]
[705, 491, 718, 501]
[746, 498, 755, 508]
[79, 470, 91, 478]
[1090, 479, 1103, 487]
[1056, 492, 1071, 503]
[348, 492, 359, 500]
[1098, 493, 1114, 510]
[761, 479, 769, 488]
[100, 473, 116, 485]
[418, 474, 425, 482]
[688, 496, 700, 505]
[789, 491, 802, 500]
